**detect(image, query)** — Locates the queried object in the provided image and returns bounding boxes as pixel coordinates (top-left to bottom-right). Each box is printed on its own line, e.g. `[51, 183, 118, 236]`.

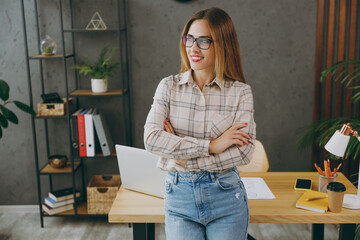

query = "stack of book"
[71, 108, 114, 157]
[42, 188, 80, 215]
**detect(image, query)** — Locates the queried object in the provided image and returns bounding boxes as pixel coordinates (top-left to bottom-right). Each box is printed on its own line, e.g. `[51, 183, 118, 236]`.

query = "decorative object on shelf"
[41, 92, 64, 104]
[40, 35, 58, 56]
[37, 98, 73, 116]
[0, 79, 35, 139]
[324, 123, 360, 209]
[86, 12, 107, 30]
[73, 47, 119, 93]
[87, 175, 121, 214]
[48, 154, 68, 169]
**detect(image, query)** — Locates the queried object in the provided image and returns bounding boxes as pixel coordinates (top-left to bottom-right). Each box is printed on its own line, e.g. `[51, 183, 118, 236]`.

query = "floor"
[0, 208, 341, 240]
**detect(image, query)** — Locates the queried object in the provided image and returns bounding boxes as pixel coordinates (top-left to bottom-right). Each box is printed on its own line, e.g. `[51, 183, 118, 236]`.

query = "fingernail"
[245, 123, 248, 125]
[247, 141, 250, 144]
[249, 136, 252, 139]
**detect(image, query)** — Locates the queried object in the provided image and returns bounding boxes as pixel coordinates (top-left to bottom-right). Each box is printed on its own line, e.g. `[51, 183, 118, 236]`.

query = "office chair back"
[237, 140, 269, 173]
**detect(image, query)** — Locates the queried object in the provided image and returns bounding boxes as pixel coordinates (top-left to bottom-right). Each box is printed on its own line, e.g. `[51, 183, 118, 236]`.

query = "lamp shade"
[324, 130, 350, 157]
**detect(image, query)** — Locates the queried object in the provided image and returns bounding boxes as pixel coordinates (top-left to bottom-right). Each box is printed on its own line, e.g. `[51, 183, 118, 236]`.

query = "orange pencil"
[327, 160, 332, 177]
[332, 163, 342, 176]
[324, 160, 329, 177]
[314, 163, 325, 176]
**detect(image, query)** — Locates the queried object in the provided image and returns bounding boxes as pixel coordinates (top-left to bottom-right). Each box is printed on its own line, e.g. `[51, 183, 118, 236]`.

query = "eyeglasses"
[182, 35, 213, 50]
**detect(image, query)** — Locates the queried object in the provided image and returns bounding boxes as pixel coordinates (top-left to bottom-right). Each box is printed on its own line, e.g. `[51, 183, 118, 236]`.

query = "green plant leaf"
[72, 47, 119, 79]
[320, 60, 360, 84]
[297, 117, 360, 161]
[0, 105, 18, 124]
[345, 71, 360, 87]
[0, 79, 10, 101]
[0, 113, 8, 128]
[14, 101, 36, 115]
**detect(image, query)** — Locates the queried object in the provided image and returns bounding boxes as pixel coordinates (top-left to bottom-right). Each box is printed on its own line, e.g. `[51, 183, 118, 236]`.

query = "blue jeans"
[164, 167, 249, 240]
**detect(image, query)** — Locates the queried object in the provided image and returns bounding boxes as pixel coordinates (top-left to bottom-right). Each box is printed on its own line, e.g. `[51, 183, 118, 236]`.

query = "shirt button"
[192, 174, 198, 179]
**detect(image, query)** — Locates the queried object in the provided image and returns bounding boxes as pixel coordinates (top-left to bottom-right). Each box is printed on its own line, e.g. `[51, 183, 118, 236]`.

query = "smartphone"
[294, 178, 312, 190]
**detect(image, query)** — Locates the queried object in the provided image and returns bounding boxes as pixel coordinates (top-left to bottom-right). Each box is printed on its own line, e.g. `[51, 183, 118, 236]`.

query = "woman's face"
[186, 20, 215, 74]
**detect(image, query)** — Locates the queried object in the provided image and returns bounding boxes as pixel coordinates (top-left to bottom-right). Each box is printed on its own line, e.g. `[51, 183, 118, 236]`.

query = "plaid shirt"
[144, 70, 256, 172]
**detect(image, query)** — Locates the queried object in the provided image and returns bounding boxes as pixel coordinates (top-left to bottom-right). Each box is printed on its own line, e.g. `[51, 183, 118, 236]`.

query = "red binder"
[77, 109, 88, 157]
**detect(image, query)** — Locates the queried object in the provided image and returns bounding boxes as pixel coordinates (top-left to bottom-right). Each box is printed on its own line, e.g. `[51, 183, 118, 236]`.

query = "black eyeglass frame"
[182, 35, 213, 50]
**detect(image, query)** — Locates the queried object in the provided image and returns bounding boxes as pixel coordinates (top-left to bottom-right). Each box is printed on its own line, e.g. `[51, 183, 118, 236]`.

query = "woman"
[144, 7, 256, 240]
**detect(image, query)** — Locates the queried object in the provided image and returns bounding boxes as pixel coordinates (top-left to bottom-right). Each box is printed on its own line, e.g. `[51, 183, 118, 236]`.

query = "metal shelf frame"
[20, 0, 132, 227]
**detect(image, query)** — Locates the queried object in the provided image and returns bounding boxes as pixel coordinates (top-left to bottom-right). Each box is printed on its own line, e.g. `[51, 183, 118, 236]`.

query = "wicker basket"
[37, 98, 73, 116]
[87, 175, 121, 214]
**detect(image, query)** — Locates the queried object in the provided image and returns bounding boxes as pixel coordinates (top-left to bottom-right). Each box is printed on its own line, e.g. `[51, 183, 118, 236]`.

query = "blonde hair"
[180, 8, 246, 83]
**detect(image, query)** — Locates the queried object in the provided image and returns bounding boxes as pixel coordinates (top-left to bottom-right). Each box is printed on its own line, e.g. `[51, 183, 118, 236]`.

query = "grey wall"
[0, 0, 316, 204]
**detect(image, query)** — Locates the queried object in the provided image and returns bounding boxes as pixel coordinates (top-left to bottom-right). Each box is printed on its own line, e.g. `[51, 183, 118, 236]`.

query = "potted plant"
[73, 47, 119, 93]
[298, 59, 360, 159]
[0, 79, 36, 139]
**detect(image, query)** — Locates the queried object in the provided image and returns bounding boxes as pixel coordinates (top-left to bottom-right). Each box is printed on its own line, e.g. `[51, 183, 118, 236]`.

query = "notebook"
[115, 145, 167, 198]
[296, 190, 328, 213]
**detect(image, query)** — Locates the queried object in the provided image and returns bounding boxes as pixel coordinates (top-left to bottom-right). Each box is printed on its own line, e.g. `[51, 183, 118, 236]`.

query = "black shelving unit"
[20, 0, 131, 227]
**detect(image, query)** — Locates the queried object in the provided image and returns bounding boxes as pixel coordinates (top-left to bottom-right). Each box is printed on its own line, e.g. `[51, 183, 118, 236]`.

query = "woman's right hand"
[209, 123, 251, 154]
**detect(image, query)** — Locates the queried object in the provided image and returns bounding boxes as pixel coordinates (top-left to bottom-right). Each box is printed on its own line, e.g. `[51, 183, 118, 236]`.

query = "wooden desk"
[109, 172, 360, 240]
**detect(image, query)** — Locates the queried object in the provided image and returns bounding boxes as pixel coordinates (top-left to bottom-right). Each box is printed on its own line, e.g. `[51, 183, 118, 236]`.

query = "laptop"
[115, 144, 167, 198]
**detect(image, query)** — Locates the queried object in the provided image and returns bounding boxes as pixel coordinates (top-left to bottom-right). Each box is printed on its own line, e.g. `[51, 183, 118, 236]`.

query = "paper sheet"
[241, 177, 276, 199]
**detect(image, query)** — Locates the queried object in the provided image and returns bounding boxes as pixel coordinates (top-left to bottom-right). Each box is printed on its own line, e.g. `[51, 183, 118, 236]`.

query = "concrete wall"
[0, 0, 316, 204]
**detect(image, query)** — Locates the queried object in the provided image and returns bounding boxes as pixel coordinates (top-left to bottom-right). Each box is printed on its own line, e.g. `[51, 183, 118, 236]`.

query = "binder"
[93, 111, 113, 156]
[84, 108, 95, 157]
[71, 108, 84, 157]
[77, 109, 88, 157]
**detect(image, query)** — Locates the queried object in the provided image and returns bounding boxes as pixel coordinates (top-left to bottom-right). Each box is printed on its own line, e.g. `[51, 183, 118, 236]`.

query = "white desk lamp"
[324, 123, 360, 209]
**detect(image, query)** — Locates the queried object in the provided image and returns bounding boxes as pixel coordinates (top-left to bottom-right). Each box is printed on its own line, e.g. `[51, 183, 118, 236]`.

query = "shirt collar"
[208, 77, 224, 89]
[178, 70, 224, 90]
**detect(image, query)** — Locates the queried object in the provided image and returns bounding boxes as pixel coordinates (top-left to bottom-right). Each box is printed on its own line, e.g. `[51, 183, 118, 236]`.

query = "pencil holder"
[318, 173, 337, 193]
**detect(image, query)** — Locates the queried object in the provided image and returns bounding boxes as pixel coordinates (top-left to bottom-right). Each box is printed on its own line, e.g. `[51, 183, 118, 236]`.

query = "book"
[49, 188, 80, 202]
[84, 108, 95, 157]
[296, 190, 328, 213]
[93, 110, 113, 156]
[42, 202, 74, 215]
[78, 109, 88, 156]
[44, 196, 74, 208]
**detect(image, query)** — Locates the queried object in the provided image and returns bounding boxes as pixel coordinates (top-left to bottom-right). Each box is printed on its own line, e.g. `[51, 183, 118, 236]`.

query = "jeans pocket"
[165, 180, 173, 193]
[215, 171, 241, 190]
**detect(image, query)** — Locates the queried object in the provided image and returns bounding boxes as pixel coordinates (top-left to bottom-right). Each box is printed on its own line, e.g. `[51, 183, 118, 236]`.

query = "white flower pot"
[91, 78, 108, 93]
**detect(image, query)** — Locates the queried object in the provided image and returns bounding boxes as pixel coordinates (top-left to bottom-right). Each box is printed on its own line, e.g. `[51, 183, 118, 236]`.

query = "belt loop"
[210, 172, 216, 182]
[173, 172, 178, 185]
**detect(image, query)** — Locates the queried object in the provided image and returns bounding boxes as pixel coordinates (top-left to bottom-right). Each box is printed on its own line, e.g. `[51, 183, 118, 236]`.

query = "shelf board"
[95, 150, 116, 157]
[63, 28, 125, 33]
[43, 201, 107, 216]
[40, 162, 80, 174]
[35, 114, 68, 119]
[29, 53, 74, 59]
[74, 150, 116, 159]
[70, 88, 127, 96]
